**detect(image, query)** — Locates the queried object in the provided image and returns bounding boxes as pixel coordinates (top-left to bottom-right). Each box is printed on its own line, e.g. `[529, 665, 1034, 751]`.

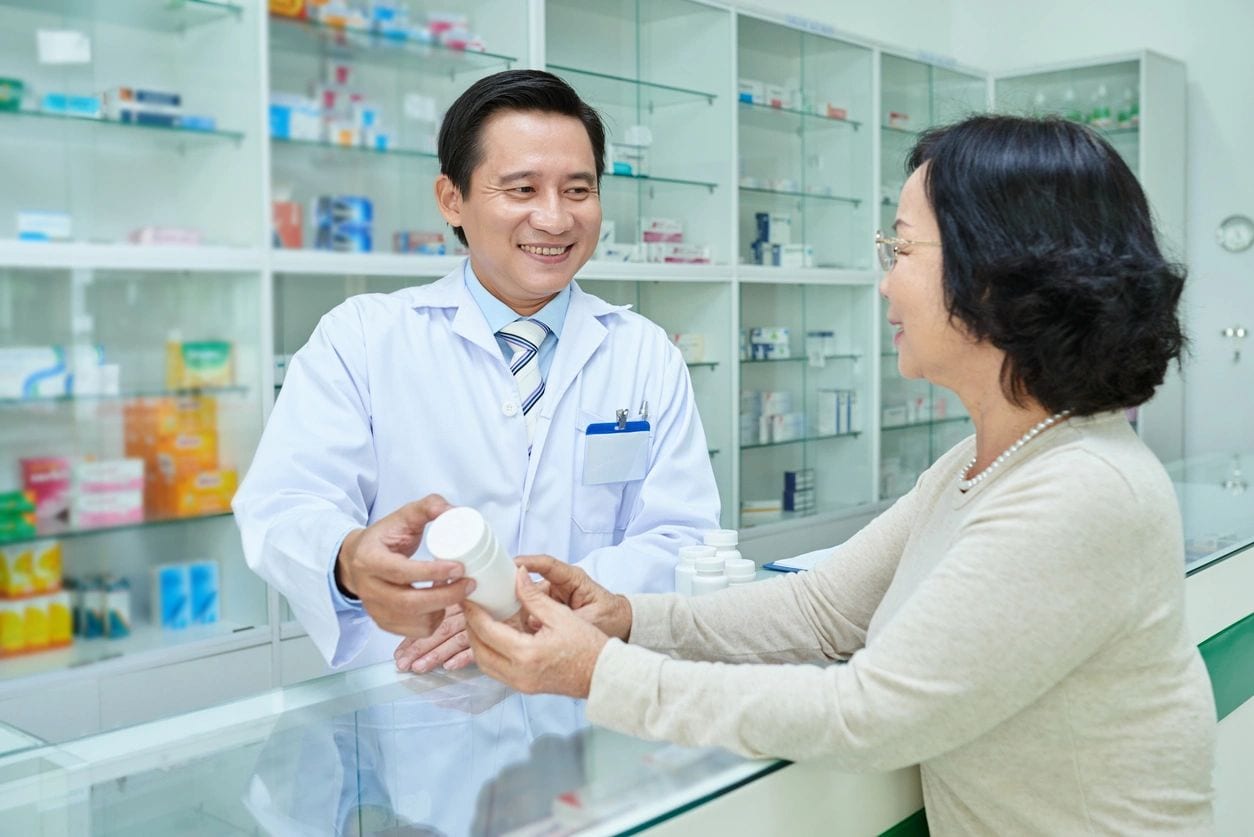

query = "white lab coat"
[233, 264, 720, 666]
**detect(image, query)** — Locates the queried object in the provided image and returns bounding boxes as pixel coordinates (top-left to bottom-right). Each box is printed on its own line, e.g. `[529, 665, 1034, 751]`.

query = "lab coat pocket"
[572, 413, 641, 534]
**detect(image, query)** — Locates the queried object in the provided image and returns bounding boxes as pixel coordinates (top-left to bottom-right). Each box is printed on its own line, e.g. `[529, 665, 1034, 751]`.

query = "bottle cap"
[678, 545, 716, 563]
[695, 555, 725, 574]
[425, 507, 494, 575]
[714, 547, 742, 562]
[702, 529, 738, 548]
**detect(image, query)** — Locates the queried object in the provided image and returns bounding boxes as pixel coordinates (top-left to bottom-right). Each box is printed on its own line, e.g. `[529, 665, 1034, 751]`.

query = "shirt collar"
[463, 260, 570, 339]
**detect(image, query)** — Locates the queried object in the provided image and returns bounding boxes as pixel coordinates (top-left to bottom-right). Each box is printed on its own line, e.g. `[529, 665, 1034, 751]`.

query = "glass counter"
[0, 661, 783, 836]
[1166, 452, 1254, 574]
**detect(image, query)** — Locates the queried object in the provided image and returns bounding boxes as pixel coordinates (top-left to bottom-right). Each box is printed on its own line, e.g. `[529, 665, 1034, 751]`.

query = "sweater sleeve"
[626, 473, 923, 664]
[587, 451, 1147, 769]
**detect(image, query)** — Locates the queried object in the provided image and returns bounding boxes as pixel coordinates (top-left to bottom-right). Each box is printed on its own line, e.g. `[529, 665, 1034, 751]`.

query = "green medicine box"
[0, 78, 24, 112]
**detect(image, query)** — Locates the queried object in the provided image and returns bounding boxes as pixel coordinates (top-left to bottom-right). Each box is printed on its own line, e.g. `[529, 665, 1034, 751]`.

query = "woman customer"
[462, 114, 1217, 834]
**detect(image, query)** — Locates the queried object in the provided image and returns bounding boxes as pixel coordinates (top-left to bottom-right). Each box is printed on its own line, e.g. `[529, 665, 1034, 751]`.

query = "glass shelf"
[880, 124, 919, 137]
[547, 64, 717, 108]
[742, 353, 861, 365]
[2, 511, 234, 549]
[0, 385, 248, 409]
[0, 109, 244, 146]
[0, 620, 258, 685]
[738, 101, 862, 132]
[686, 362, 719, 370]
[3, 0, 242, 33]
[708, 449, 720, 457]
[269, 14, 517, 76]
[739, 186, 861, 207]
[1096, 125, 1139, 137]
[741, 430, 861, 450]
[881, 415, 972, 432]
[881, 196, 899, 207]
[605, 172, 718, 192]
[270, 136, 439, 162]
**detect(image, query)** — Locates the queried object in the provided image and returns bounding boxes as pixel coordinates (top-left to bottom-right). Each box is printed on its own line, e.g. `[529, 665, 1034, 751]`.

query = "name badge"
[583, 421, 650, 485]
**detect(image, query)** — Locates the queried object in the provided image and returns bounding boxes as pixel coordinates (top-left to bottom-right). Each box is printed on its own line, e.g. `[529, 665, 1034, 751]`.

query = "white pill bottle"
[424, 507, 521, 621]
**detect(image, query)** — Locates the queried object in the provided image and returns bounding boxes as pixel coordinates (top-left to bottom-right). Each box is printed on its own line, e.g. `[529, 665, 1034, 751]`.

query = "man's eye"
[568, 188, 590, 197]
[513, 186, 535, 194]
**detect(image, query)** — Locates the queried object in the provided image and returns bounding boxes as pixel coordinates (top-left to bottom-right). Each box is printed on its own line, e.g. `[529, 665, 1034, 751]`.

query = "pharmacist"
[233, 69, 719, 672]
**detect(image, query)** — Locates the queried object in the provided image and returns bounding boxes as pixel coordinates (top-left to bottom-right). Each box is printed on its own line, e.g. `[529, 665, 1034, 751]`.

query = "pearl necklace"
[958, 410, 1072, 492]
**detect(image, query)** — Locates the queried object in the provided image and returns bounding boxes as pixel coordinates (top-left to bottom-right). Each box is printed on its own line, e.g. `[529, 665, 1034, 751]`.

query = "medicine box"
[16, 211, 72, 241]
[671, 333, 706, 364]
[73, 459, 144, 494]
[1, 347, 67, 399]
[755, 212, 791, 246]
[21, 456, 71, 519]
[0, 77, 23, 112]
[155, 564, 191, 630]
[784, 469, 815, 493]
[166, 340, 233, 389]
[188, 560, 220, 625]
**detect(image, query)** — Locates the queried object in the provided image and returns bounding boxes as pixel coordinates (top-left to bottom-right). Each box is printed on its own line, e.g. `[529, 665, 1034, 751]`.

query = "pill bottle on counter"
[725, 556, 757, 586]
[676, 545, 716, 595]
[691, 554, 729, 596]
[425, 507, 521, 620]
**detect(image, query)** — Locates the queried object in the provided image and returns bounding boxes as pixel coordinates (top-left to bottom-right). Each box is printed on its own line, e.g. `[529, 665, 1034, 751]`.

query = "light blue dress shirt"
[464, 261, 570, 378]
[329, 263, 572, 610]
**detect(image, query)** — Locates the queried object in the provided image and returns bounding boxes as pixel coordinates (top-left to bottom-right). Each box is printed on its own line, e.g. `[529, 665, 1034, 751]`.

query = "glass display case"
[1165, 452, 1254, 574]
[0, 0, 260, 248]
[736, 15, 874, 274]
[994, 52, 1186, 463]
[0, 662, 786, 836]
[267, 1, 524, 262]
[546, 0, 732, 268]
[876, 54, 986, 500]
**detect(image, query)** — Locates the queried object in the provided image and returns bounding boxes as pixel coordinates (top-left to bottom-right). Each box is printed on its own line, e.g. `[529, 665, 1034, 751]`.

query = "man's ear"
[434, 174, 462, 228]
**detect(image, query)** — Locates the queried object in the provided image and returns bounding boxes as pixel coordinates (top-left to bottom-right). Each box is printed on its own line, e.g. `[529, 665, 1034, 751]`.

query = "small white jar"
[676, 545, 716, 595]
[725, 557, 757, 586]
[691, 554, 729, 596]
[703, 529, 738, 549]
[424, 507, 521, 620]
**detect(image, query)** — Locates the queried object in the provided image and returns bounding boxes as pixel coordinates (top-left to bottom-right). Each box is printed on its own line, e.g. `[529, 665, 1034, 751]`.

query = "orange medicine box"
[124, 395, 217, 442]
[165, 469, 238, 517]
[154, 431, 219, 480]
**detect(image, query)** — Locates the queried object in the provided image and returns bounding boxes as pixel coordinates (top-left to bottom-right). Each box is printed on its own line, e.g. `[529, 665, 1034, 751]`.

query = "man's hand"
[335, 495, 473, 639]
[465, 568, 610, 698]
[394, 585, 550, 674]
[515, 554, 632, 641]
[393, 604, 472, 673]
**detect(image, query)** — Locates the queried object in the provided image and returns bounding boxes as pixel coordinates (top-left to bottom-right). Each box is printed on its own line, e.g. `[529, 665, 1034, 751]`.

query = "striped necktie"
[497, 318, 551, 448]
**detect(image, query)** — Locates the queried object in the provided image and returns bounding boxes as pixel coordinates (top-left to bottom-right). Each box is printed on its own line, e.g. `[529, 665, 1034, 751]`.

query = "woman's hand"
[514, 554, 633, 641]
[464, 568, 611, 698]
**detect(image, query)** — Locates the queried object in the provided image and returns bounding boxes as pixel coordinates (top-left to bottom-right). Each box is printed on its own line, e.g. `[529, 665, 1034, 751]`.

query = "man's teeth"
[521, 245, 567, 256]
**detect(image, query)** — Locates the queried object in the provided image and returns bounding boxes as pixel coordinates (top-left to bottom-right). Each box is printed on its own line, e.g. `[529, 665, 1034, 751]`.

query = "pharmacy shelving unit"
[876, 52, 987, 500]
[0, 0, 270, 742]
[994, 52, 1187, 462]
[0, 0, 1188, 743]
[544, 0, 735, 527]
[734, 13, 879, 530]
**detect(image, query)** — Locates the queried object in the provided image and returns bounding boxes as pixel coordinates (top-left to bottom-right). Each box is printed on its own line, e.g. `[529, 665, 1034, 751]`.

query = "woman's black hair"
[438, 70, 606, 246]
[906, 114, 1187, 414]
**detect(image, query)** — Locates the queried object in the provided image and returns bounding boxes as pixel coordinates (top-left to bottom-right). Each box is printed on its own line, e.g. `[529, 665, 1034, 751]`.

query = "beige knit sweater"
[586, 412, 1216, 835]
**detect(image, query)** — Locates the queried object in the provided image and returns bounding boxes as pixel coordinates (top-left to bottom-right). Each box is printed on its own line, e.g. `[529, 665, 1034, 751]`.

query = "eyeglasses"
[875, 230, 941, 271]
